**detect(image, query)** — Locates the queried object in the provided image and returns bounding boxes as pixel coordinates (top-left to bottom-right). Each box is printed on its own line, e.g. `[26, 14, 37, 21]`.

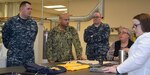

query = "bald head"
[59, 13, 70, 19]
[59, 13, 70, 27]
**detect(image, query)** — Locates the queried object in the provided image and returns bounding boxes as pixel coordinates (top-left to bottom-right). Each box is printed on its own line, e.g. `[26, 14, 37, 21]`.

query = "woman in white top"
[103, 13, 150, 75]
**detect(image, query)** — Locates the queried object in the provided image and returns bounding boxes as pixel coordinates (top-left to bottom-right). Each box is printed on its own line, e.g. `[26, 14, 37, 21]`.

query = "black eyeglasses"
[132, 24, 140, 29]
[118, 32, 129, 35]
[93, 16, 101, 19]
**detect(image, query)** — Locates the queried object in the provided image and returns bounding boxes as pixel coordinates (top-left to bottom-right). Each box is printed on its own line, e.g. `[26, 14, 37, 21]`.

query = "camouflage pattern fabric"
[84, 23, 110, 60]
[2, 15, 38, 67]
[46, 25, 82, 62]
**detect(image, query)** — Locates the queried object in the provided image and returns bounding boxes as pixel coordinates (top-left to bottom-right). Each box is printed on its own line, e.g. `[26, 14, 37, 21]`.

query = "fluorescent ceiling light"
[44, 5, 66, 8]
[54, 8, 67, 11]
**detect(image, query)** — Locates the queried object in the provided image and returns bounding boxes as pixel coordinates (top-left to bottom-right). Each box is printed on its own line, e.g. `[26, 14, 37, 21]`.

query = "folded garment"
[24, 63, 67, 75]
[58, 61, 90, 71]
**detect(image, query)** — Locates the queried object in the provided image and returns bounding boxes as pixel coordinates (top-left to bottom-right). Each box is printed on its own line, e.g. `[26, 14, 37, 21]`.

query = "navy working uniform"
[84, 23, 110, 61]
[46, 25, 82, 62]
[2, 15, 38, 67]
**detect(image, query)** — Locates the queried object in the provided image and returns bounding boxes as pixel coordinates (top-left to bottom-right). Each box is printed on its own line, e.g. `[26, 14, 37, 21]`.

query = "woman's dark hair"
[133, 13, 150, 32]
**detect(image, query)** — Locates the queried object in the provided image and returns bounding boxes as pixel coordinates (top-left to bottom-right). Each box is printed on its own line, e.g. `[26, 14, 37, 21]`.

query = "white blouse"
[117, 32, 150, 75]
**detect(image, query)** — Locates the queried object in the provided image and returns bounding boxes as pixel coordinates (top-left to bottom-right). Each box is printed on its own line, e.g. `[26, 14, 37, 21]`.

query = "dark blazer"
[113, 39, 134, 57]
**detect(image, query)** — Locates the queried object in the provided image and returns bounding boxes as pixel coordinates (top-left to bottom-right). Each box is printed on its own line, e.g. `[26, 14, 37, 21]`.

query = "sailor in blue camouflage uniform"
[84, 11, 110, 61]
[46, 13, 83, 63]
[2, 1, 38, 67]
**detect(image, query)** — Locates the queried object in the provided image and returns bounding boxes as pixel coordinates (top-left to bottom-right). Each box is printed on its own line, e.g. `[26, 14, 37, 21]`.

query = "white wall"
[104, 0, 150, 29]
